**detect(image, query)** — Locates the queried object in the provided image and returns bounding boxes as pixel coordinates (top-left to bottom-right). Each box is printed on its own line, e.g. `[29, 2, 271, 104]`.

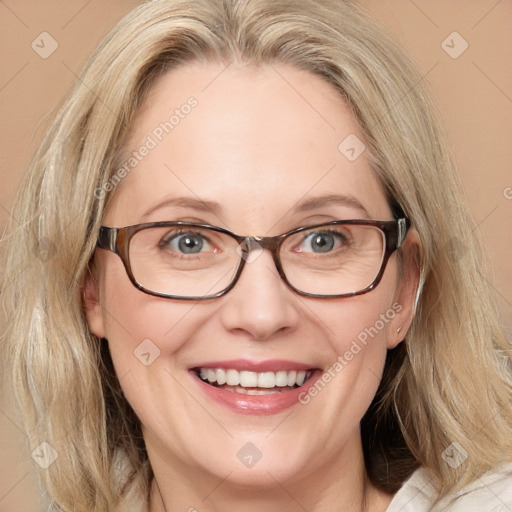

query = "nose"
[219, 249, 301, 341]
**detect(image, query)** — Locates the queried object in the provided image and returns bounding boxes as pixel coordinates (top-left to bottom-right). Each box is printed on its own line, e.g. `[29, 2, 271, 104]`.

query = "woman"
[3, 0, 512, 510]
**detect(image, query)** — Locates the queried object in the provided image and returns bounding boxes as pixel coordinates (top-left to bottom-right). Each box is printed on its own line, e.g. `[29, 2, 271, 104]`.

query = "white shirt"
[386, 462, 512, 511]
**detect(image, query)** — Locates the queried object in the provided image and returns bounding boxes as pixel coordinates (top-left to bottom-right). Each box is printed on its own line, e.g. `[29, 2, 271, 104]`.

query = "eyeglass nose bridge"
[237, 234, 287, 271]
[238, 235, 282, 254]
[233, 234, 290, 295]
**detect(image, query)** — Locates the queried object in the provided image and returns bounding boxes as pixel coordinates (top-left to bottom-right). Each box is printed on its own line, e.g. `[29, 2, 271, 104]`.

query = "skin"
[84, 62, 419, 512]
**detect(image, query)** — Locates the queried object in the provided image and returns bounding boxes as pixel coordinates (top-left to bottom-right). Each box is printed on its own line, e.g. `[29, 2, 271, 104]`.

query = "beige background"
[1, 1, 511, 510]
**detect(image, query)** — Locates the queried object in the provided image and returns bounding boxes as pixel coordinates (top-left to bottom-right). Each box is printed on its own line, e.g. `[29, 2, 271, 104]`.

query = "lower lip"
[191, 370, 322, 415]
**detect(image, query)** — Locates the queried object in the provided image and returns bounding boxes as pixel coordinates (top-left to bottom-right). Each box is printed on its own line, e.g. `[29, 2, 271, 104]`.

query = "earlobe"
[82, 266, 107, 339]
[387, 325, 405, 350]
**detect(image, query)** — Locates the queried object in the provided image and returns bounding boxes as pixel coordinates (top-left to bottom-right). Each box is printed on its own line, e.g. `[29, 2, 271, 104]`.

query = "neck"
[147, 430, 394, 512]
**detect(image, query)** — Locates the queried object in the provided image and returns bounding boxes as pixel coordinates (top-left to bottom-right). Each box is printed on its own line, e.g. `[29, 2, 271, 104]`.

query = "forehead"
[104, 62, 390, 230]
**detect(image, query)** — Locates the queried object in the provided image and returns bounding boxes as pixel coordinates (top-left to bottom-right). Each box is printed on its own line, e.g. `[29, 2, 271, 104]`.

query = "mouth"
[189, 361, 321, 415]
[193, 367, 314, 395]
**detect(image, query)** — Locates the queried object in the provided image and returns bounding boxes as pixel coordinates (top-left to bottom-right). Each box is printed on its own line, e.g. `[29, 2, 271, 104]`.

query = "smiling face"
[84, 62, 418, 506]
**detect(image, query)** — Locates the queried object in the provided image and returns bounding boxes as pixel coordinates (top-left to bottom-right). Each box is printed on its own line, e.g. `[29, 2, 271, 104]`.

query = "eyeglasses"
[96, 218, 410, 300]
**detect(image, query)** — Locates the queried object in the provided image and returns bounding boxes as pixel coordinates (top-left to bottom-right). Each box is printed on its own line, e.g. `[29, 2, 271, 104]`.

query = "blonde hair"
[2, 0, 511, 510]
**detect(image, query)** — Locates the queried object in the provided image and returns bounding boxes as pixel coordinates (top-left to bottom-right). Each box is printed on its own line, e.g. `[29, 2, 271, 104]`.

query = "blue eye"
[163, 232, 208, 254]
[301, 231, 346, 253]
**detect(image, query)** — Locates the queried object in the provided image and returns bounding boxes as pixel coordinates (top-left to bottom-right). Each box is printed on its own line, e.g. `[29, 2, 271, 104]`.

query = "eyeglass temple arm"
[97, 226, 118, 252]
[397, 218, 410, 249]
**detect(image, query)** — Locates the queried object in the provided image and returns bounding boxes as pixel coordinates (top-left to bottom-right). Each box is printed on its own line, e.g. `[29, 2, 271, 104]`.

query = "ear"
[82, 263, 107, 339]
[387, 228, 420, 349]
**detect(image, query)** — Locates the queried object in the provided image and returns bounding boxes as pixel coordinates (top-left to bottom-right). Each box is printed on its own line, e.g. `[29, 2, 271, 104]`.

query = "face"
[85, 62, 418, 495]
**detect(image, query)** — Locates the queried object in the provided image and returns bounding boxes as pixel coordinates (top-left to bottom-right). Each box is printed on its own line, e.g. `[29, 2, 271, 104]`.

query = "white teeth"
[197, 368, 313, 388]
[275, 371, 288, 387]
[287, 370, 297, 386]
[222, 386, 286, 395]
[257, 372, 276, 388]
[246, 389, 269, 395]
[239, 371, 258, 387]
[226, 369, 240, 386]
[216, 368, 227, 385]
[245, 388, 282, 395]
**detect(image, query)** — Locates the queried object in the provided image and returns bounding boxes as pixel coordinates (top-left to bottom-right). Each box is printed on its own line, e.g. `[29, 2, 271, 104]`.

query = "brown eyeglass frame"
[96, 218, 411, 300]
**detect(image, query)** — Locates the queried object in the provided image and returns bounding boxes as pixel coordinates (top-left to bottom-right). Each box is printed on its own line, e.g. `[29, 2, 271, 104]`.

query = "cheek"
[320, 297, 394, 392]
[98, 257, 206, 374]
[314, 261, 399, 356]
[97, 262, 216, 436]
[299, 266, 400, 412]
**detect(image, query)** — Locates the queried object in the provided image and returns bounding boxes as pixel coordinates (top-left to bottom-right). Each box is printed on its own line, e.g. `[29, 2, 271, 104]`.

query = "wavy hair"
[2, 0, 511, 510]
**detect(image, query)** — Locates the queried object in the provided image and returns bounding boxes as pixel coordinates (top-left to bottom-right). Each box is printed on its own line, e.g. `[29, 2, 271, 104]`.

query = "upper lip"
[190, 359, 317, 372]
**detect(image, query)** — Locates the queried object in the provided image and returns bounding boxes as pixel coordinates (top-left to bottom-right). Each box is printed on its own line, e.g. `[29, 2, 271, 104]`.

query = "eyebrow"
[141, 193, 370, 219]
[291, 194, 370, 218]
[142, 196, 223, 218]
